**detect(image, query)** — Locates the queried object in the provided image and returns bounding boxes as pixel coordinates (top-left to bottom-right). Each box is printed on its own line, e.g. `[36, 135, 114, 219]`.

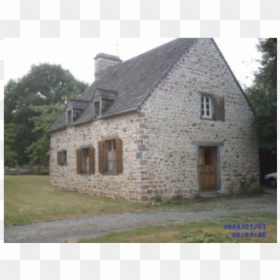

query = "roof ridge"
[121, 38, 180, 65]
[96, 39, 181, 80]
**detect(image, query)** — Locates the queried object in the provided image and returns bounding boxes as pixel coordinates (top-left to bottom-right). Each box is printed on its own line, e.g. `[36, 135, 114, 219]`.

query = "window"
[98, 138, 122, 174]
[201, 95, 212, 119]
[57, 150, 67, 165]
[73, 108, 83, 122]
[76, 147, 95, 174]
[67, 110, 73, 124]
[200, 93, 225, 121]
[107, 140, 116, 172]
[94, 101, 101, 118]
[81, 148, 90, 173]
[204, 149, 212, 165]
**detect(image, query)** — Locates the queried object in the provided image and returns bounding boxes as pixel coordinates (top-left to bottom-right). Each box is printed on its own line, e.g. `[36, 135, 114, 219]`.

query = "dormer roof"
[48, 38, 198, 132]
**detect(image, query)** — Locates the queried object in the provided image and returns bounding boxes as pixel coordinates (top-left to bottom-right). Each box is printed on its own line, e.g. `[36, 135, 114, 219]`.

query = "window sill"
[103, 172, 120, 176]
[80, 172, 93, 176]
[200, 117, 214, 121]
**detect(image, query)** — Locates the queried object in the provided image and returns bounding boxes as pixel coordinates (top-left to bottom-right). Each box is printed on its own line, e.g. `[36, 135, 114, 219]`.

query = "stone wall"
[94, 53, 122, 80]
[135, 38, 259, 201]
[50, 38, 259, 202]
[50, 112, 143, 201]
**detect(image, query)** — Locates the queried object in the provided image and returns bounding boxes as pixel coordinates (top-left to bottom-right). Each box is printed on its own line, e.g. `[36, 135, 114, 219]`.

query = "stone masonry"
[94, 53, 122, 80]
[50, 39, 259, 202]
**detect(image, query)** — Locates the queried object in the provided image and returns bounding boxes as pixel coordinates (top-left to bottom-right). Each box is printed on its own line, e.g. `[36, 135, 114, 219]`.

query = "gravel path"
[5, 193, 277, 243]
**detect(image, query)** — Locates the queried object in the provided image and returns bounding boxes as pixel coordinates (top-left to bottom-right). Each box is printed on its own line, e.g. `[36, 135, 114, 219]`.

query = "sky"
[4, 38, 261, 89]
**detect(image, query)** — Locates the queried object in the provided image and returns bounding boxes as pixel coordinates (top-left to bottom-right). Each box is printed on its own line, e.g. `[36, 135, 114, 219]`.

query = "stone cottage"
[48, 38, 259, 202]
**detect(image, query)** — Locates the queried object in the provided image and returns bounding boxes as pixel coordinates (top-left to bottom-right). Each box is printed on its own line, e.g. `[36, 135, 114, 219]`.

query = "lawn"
[80, 213, 277, 243]
[5, 175, 277, 244]
[4, 175, 240, 227]
[4, 175, 148, 226]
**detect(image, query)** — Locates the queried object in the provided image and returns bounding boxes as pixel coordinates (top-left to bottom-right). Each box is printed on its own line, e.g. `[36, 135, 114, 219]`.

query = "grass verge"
[4, 175, 147, 226]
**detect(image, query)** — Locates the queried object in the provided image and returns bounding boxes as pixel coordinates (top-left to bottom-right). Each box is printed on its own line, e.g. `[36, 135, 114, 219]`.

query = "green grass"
[5, 175, 277, 240]
[4, 175, 148, 226]
[79, 215, 277, 243]
[3, 175, 233, 227]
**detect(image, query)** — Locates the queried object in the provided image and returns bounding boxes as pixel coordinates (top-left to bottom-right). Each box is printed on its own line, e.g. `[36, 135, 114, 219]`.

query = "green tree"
[25, 104, 65, 166]
[4, 123, 18, 167]
[246, 38, 277, 152]
[4, 63, 88, 165]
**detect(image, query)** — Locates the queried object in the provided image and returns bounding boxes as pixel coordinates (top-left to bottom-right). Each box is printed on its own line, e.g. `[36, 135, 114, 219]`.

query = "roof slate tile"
[48, 38, 197, 132]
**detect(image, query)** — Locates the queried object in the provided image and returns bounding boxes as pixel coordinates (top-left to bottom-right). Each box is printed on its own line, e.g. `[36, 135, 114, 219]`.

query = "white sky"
[4, 38, 261, 89]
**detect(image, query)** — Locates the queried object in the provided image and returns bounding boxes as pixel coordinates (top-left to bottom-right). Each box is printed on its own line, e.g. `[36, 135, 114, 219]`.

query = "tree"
[4, 123, 18, 167]
[246, 38, 277, 152]
[4, 63, 88, 166]
[25, 104, 65, 166]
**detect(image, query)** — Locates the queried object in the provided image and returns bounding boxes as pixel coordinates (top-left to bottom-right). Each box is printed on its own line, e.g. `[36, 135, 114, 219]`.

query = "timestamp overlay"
[224, 223, 268, 238]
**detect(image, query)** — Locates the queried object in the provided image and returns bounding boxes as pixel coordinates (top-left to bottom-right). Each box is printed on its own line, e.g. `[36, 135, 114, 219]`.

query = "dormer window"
[67, 110, 73, 124]
[95, 101, 101, 118]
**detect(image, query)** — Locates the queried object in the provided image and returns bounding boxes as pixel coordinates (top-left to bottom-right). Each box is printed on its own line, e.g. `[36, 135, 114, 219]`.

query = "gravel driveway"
[5, 192, 277, 243]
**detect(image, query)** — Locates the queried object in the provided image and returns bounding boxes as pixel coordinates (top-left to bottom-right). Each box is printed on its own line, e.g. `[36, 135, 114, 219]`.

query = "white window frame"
[201, 95, 213, 119]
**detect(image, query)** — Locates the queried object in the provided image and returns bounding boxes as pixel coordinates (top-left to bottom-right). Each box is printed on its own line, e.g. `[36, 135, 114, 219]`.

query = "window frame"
[199, 92, 225, 122]
[81, 148, 90, 174]
[98, 138, 122, 175]
[76, 146, 95, 175]
[94, 100, 101, 118]
[67, 109, 73, 125]
[57, 150, 67, 166]
[201, 94, 213, 120]
[105, 139, 117, 173]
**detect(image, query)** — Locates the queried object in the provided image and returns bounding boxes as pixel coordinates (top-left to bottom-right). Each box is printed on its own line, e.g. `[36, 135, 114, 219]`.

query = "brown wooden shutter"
[57, 151, 62, 165]
[213, 96, 225, 121]
[89, 147, 95, 174]
[76, 149, 82, 174]
[98, 141, 104, 174]
[115, 138, 123, 174]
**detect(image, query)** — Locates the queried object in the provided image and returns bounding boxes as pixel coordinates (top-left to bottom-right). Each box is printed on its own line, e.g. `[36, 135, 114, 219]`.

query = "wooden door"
[199, 147, 217, 191]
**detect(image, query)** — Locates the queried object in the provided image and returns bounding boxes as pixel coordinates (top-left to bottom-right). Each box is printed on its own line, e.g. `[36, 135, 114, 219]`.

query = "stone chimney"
[94, 53, 122, 80]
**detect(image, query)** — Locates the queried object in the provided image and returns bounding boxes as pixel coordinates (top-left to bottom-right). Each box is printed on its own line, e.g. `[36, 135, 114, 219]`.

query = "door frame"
[191, 141, 224, 192]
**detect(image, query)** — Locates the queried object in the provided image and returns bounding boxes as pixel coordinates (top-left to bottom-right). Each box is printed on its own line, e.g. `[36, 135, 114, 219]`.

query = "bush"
[185, 232, 216, 243]
[227, 174, 263, 196]
[151, 195, 163, 205]
[226, 181, 239, 196]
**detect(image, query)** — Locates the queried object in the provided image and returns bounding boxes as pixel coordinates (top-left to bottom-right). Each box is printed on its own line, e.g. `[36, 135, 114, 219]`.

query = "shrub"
[185, 232, 216, 243]
[151, 195, 163, 205]
[239, 175, 259, 194]
[226, 181, 239, 196]
[227, 174, 262, 196]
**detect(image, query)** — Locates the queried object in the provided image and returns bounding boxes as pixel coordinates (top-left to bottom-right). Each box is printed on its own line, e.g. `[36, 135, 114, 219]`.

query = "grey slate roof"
[67, 100, 89, 110]
[48, 38, 197, 132]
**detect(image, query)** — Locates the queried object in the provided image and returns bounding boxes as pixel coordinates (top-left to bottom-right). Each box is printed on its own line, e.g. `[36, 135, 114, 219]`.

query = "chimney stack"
[94, 53, 122, 80]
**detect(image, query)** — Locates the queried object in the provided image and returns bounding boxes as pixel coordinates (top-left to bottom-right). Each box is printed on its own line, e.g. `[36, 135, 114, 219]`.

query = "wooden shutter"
[115, 138, 123, 174]
[57, 151, 62, 165]
[76, 149, 82, 174]
[213, 96, 225, 121]
[98, 141, 104, 174]
[89, 147, 95, 174]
